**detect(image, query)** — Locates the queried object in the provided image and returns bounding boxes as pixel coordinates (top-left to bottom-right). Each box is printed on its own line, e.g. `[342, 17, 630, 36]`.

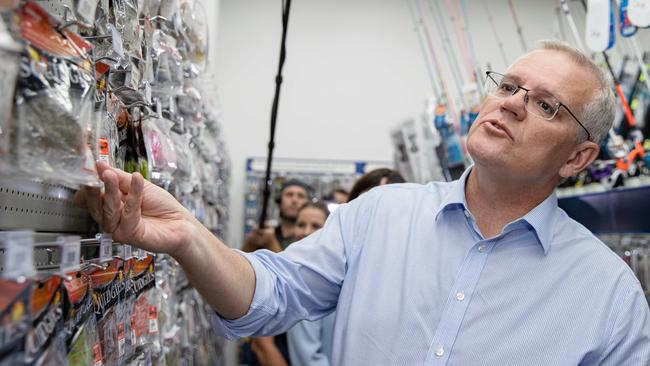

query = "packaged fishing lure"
[63, 269, 102, 366]
[142, 115, 177, 186]
[0, 15, 20, 171]
[13, 2, 100, 187]
[25, 276, 66, 366]
[0, 279, 30, 366]
[89, 258, 127, 366]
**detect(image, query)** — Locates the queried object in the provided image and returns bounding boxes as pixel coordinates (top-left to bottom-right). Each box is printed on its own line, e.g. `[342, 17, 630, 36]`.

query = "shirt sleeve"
[211, 192, 377, 340]
[597, 278, 650, 365]
[287, 319, 331, 366]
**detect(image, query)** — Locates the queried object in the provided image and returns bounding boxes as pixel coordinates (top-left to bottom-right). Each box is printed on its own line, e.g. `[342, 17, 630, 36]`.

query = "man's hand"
[74, 162, 198, 256]
[242, 227, 283, 253]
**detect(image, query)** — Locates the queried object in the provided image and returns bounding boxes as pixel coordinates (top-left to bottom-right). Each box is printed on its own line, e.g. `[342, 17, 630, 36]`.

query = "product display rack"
[243, 157, 391, 237]
[0, 0, 228, 364]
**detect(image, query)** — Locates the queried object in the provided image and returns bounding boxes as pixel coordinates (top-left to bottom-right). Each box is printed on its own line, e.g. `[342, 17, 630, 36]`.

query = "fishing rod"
[459, 0, 485, 94]
[407, 0, 442, 100]
[428, 0, 467, 105]
[559, 0, 587, 51]
[412, 0, 460, 124]
[259, 0, 292, 228]
[482, 0, 509, 67]
[442, 0, 475, 84]
[507, 0, 528, 52]
[574, 0, 636, 127]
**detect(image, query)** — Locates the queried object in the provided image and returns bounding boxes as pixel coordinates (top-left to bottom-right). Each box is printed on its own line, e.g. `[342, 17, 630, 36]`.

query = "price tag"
[92, 342, 103, 366]
[130, 315, 137, 344]
[2, 231, 35, 280]
[117, 322, 125, 356]
[108, 24, 124, 59]
[143, 81, 152, 104]
[76, 0, 99, 24]
[148, 306, 158, 334]
[99, 233, 113, 261]
[117, 244, 132, 259]
[60, 236, 81, 273]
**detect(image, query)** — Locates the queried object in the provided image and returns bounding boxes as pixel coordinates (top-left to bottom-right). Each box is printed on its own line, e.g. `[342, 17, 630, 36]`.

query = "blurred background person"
[347, 168, 406, 202]
[287, 202, 333, 366]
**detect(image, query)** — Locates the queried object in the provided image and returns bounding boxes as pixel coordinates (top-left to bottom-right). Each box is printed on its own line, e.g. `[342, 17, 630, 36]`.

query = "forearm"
[173, 219, 256, 319]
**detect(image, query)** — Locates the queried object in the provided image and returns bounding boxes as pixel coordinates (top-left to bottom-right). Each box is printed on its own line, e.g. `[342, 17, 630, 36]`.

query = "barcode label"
[99, 234, 113, 261]
[60, 236, 81, 272]
[2, 231, 35, 280]
[118, 244, 132, 259]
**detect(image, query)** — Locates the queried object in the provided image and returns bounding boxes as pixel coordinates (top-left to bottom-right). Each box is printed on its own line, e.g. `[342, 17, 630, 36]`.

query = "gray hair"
[536, 40, 615, 145]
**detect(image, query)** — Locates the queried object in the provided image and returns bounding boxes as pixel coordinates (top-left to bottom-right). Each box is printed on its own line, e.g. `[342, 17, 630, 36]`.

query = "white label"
[108, 24, 124, 59]
[143, 81, 152, 104]
[117, 322, 125, 356]
[2, 231, 35, 280]
[99, 233, 113, 261]
[77, 0, 99, 24]
[60, 236, 81, 272]
[168, 96, 176, 115]
[148, 306, 158, 334]
[118, 244, 132, 259]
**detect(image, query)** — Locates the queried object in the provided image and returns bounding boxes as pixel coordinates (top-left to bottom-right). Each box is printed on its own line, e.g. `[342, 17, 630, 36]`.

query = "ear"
[558, 141, 600, 178]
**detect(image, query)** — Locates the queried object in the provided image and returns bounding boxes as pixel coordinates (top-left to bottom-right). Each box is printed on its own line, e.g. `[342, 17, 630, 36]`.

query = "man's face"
[279, 186, 309, 220]
[466, 49, 598, 183]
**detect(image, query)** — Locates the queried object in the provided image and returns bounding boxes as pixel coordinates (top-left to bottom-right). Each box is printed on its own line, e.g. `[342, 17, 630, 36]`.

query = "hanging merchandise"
[628, 0, 650, 27]
[12, 2, 101, 188]
[0, 16, 20, 172]
[615, 0, 650, 96]
[619, 0, 638, 36]
[25, 275, 66, 366]
[0, 278, 30, 366]
[585, 0, 615, 52]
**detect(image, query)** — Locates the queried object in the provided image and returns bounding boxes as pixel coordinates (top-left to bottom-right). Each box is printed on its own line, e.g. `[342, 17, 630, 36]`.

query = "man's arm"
[75, 163, 254, 319]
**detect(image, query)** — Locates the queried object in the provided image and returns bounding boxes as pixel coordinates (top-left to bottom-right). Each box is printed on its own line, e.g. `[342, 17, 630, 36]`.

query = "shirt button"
[435, 345, 445, 357]
[456, 292, 465, 301]
[478, 244, 487, 252]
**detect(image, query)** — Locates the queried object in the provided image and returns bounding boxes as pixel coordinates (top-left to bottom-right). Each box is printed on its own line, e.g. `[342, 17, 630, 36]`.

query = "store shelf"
[558, 185, 650, 234]
[0, 178, 92, 233]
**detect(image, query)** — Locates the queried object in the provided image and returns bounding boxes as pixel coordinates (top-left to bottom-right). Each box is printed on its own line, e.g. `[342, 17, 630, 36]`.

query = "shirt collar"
[434, 166, 557, 255]
[434, 166, 473, 221]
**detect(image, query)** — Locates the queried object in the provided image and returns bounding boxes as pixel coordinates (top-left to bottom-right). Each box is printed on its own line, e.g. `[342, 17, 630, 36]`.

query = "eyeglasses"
[484, 71, 592, 141]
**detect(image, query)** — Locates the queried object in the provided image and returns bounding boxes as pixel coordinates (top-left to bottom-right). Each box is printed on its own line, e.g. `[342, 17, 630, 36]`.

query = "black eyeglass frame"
[485, 71, 592, 142]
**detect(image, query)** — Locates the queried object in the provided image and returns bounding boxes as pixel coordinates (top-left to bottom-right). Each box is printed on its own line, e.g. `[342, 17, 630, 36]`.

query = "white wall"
[214, 0, 649, 248]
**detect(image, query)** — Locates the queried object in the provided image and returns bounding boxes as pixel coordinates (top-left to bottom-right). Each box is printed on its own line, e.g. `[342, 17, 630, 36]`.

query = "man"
[76, 41, 650, 365]
[242, 179, 311, 253]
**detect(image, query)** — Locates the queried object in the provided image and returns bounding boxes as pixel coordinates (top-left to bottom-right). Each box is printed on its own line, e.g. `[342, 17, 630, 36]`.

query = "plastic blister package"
[13, 2, 101, 188]
[142, 116, 177, 186]
[25, 276, 66, 366]
[0, 16, 21, 171]
[0, 279, 31, 366]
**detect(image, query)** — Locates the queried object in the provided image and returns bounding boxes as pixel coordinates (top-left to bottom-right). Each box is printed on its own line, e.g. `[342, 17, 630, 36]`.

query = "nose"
[499, 88, 527, 121]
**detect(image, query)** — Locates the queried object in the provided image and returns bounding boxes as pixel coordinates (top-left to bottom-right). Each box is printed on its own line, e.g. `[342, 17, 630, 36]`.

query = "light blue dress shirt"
[287, 312, 335, 366]
[213, 169, 650, 365]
